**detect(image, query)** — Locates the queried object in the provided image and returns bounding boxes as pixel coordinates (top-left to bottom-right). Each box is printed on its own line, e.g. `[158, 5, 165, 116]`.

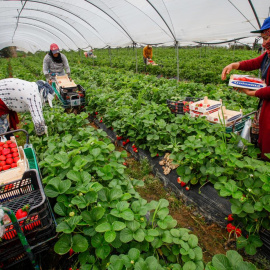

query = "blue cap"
[251, 17, 270, 33]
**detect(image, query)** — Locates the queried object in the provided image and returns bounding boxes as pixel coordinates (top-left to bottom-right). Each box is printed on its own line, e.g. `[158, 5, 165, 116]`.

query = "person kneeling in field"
[0, 78, 55, 137]
[221, 17, 270, 161]
[84, 50, 97, 58]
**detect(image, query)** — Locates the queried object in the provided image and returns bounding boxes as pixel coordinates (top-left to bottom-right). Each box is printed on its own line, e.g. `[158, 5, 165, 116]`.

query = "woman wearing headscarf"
[221, 17, 270, 161]
[0, 78, 55, 137]
[43, 43, 71, 84]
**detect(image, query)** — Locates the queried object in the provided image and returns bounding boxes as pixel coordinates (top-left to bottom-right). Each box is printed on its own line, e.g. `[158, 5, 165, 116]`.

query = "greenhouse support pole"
[233, 41, 236, 58]
[175, 41, 179, 82]
[134, 43, 138, 73]
[108, 47, 112, 68]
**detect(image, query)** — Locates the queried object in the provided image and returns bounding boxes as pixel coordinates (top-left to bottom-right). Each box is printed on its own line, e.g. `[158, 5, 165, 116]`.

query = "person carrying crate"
[0, 78, 55, 137]
[221, 17, 270, 161]
[143, 45, 153, 65]
[43, 43, 71, 85]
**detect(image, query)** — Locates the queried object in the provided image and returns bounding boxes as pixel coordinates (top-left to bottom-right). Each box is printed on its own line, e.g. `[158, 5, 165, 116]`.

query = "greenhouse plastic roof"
[0, 0, 269, 53]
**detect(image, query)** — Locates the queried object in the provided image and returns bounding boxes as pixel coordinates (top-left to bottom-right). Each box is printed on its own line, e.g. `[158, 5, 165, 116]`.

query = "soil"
[123, 153, 228, 263]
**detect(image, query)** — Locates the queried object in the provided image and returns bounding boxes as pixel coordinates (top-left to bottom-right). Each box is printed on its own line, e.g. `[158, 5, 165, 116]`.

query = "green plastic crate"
[225, 117, 250, 133]
[23, 147, 38, 171]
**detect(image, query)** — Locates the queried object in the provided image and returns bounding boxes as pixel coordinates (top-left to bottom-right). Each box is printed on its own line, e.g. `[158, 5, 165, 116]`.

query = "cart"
[0, 130, 57, 270]
[228, 110, 257, 134]
[52, 74, 86, 113]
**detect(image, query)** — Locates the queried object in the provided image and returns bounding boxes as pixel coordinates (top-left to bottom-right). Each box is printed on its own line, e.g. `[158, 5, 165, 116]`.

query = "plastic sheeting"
[0, 0, 269, 53]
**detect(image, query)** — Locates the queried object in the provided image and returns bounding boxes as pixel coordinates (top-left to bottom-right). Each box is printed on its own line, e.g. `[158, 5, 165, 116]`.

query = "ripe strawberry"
[4, 184, 14, 190]
[226, 223, 236, 233]
[9, 143, 16, 148]
[181, 182, 187, 187]
[2, 149, 10, 155]
[5, 158, 13, 165]
[156, 153, 159, 157]
[6, 140, 12, 145]
[132, 144, 136, 148]
[126, 139, 130, 143]
[99, 119, 103, 123]
[12, 152, 19, 158]
[2, 144, 9, 149]
[11, 163, 17, 168]
[185, 186, 190, 191]
[0, 155, 6, 161]
[15, 135, 19, 138]
[16, 205, 30, 221]
[0, 161, 6, 167]
[11, 148, 18, 153]
[123, 162, 127, 166]
[235, 228, 242, 237]
[122, 141, 126, 146]
[13, 157, 20, 163]
[69, 248, 74, 256]
[6, 154, 12, 158]
[3, 165, 10, 170]
[227, 214, 234, 221]
[95, 112, 98, 115]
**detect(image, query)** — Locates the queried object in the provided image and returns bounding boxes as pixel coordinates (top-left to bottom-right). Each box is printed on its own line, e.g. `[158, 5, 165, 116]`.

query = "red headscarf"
[0, 99, 19, 130]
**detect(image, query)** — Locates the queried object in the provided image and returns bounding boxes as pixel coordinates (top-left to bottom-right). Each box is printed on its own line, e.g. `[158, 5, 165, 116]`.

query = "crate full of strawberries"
[0, 136, 29, 184]
[229, 74, 266, 90]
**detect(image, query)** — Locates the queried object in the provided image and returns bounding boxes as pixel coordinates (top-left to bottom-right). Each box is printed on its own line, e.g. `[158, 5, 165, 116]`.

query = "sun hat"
[50, 43, 60, 54]
[251, 17, 270, 33]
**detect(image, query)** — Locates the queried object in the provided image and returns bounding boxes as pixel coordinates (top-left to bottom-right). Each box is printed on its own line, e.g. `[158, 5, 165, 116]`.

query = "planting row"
[19, 106, 257, 269]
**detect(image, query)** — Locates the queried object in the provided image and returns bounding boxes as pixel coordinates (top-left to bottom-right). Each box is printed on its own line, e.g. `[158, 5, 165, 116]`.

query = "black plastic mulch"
[93, 117, 270, 262]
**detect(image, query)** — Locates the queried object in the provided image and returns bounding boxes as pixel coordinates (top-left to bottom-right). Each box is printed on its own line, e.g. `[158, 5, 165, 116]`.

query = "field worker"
[0, 78, 55, 137]
[221, 17, 270, 161]
[84, 50, 97, 59]
[143, 45, 153, 64]
[43, 43, 71, 84]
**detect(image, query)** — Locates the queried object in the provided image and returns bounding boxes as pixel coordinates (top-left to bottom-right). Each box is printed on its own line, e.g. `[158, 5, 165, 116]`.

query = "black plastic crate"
[0, 199, 52, 246]
[0, 170, 46, 244]
[1, 216, 57, 269]
[0, 170, 44, 204]
[166, 97, 203, 115]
